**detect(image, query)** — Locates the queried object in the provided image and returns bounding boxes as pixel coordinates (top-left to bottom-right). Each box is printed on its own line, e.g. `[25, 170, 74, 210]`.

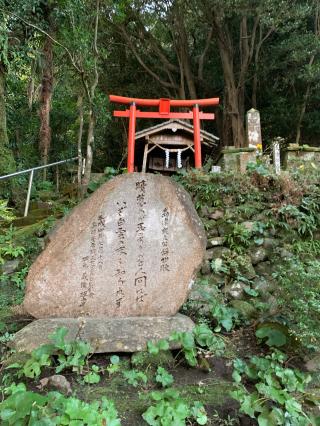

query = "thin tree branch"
[119, 25, 178, 90]
[198, 26, 214, 80]
[0, 7, 83, 75]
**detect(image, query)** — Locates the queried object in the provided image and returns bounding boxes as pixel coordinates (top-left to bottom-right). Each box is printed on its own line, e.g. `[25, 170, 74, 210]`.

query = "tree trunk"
[77, 95, 84, 197]
[295, 80, 311, 145]
[81, 108, 94, 196]
[0, 62, 15, 176]
[173, 4, 197, 99]
[80, 0, 100, 197]
[0, 64, 8, 150]
[295, 2, 319, 144]
[218, 42, 245, 148]
[39, 35, 53, 180]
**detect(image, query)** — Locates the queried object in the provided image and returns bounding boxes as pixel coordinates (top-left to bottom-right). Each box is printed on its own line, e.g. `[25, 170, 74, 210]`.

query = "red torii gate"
[109, 95, 220, 173]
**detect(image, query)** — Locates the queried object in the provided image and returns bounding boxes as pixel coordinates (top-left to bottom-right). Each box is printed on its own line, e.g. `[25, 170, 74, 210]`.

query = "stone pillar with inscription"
[12, 174, 206, 353]
[246, 108, 262, 149]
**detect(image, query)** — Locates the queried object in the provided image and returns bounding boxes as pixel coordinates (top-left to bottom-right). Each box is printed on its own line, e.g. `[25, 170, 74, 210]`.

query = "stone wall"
[218, 147, 257, 173]
[284, 145, 320, 170]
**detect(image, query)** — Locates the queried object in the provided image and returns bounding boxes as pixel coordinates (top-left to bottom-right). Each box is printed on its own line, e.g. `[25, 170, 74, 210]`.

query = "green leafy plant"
[106, 355, 121, 375]
[170, 330, 198, 367]
[230, 351, 315, 426]
[21, 345, 52, 379]
[0, 332, 15, 344]
[52, 329, 91, 374]
[0, 200, 15, 222]
[0, 382, 121, 425]
[146, 324, 225, 368]
[273, 257, 320, 350]
[0, 266, 29, 289]
[211, 302, 239, 332]
[170, 323, 225, 367]
[0, 225, 26, 264]
[147, 338, 169, 355]
[142, 388, 207, 425]
[7, 327, 92, 378]
[123, 369, 148, 387]
[246, 161, 270, 176]
[87, 167, 118, 192]
[277, 202, 319, 237]
[36, 179, 55, 192]
[292, 239, 320, 256]
[210, 257, 229, 274]
[155, 367, 174, 388]
[83, 364, 101, 384]
[256, 323, 288, 348]
[1, 244, 25, 258]
[225, 223, 252, 253]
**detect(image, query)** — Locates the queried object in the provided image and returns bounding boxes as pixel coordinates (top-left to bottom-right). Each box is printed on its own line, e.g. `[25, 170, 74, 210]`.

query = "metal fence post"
[0, 157, 78, 218]
[24, 169, 34, 217]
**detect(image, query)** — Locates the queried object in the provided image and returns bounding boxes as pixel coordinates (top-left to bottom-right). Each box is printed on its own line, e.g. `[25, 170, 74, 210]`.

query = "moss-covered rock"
[231, 300, 258, 319]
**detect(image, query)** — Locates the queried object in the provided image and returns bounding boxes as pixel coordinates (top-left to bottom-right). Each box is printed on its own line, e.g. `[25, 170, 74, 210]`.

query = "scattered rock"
[206, 247, 231, 261]
[37, 238, 46, 251]
[189, 281, 219, 304]
[269, 227, 277, 236]
[231, 300, 258, 319]
[305, 354, 320, 372]
[11, 314, 195, 354]
[207, 227, 219, 238]
[279, 248, 294, 259]
[200, 206, 210, 217]
[242, 221, 255, 232]
[208, 209, 224, 220]
[201, 260, 211, 275]
[217, 223, 233, 236]
[263, 238, 278, 250]
[254, 261, 272, 277]
[238, 256, 256, 280]
[265, 295, 278, 315]
[253, 277, 275, 294]
[225, 281, 246, 300]
[38, 375, 72, 395]
[1, 259, 20, 275]
[249, 247, 267, 265]
[207, 237, 225, 248]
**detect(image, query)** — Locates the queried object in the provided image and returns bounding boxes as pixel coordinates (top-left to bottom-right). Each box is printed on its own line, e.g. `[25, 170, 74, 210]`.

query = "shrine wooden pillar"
[193, 104, 202, 168]
[127, 102, 137, 173]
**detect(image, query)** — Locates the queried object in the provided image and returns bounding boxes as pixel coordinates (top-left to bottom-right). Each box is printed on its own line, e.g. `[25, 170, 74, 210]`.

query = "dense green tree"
[0, 0, 320, 196]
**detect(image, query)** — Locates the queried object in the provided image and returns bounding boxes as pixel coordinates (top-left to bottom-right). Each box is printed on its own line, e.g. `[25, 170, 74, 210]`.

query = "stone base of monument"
[11, 314, 195, 354]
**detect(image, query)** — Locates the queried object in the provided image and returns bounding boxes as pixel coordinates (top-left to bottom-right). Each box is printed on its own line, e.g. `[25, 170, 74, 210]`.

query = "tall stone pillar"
[246, 108, 262, 149]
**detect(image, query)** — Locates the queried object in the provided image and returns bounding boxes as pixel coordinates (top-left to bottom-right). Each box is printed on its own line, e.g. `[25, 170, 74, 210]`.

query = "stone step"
[11, 314, 195, 353]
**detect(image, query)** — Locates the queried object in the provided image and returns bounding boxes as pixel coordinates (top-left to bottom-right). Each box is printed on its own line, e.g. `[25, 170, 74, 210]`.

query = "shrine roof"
[135, 119, 219, 146]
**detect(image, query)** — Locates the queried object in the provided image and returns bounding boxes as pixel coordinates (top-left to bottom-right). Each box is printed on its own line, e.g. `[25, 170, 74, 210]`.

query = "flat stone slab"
[23, 173, 206, 318]
[11, 314, 195, 353]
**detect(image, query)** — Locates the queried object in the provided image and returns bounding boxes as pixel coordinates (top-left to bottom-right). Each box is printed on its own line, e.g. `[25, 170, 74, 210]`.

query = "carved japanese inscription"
[23, 173, 206, 319]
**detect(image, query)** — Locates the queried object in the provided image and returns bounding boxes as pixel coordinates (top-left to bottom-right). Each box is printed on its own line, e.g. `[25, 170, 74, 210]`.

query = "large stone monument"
[13, 173, 206, 353]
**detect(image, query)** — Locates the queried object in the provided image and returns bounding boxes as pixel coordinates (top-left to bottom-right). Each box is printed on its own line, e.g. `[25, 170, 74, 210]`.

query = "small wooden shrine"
[109, 95, 220, 172]
[134, 119, 218, 173]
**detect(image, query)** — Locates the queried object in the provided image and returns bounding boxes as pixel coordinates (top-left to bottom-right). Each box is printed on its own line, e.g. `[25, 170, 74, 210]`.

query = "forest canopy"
[0, 0, 320, 186]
